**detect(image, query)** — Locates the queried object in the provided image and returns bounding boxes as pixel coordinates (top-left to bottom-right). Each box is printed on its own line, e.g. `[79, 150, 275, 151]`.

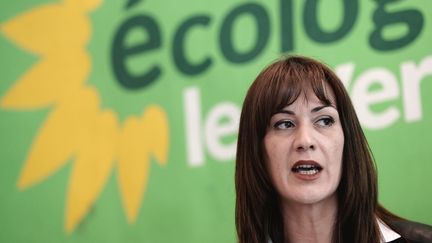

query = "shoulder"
[388, 219, 432, 243]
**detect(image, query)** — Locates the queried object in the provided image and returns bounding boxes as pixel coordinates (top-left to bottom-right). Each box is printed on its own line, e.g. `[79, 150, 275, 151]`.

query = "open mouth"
[291, 161, 323, 175]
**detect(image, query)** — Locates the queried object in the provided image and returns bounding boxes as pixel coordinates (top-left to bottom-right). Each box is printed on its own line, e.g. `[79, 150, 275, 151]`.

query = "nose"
[294, 124, 315, 151]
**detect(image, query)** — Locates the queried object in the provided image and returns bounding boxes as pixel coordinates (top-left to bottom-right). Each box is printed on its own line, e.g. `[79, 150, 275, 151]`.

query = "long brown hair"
[235, 55, 396, 243]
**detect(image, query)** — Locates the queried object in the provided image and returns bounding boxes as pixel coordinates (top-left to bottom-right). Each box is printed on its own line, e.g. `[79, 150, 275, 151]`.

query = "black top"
[389, 219, 432, 243]
[388, 238, 406, 243]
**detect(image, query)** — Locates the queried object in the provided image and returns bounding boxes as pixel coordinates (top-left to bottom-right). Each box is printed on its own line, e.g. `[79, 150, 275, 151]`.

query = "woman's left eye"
[316, 117, 335, 127]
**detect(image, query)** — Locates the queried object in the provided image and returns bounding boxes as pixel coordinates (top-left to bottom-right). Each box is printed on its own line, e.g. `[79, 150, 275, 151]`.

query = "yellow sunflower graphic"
[1, 0, 169, 233]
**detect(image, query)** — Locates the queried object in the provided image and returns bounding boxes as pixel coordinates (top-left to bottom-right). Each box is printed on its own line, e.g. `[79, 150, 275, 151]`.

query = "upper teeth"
[293, 164, 322, 174]
[296, 165, 315, 169]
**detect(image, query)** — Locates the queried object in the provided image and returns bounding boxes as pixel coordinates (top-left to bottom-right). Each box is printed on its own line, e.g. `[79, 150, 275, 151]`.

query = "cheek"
[332, 135, 344, 182]
[322, 131, 344, 180]
[265, 146, 285, 175]
[263, 138, 277, 178]
[264, 138, 290, 187]
[330, 128, 344, 160]
[264, 135, 284, 165]
[337, 136, 344, 163]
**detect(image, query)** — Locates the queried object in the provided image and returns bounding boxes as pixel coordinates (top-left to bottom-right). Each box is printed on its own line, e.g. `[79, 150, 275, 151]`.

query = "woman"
[235, 55, 432, 243]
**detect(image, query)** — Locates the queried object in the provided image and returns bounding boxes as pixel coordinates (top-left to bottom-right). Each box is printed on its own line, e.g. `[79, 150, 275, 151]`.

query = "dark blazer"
[390, 219, 432, 243]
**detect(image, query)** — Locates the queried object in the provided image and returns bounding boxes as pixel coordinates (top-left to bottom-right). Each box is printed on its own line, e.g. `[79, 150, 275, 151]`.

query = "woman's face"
[264, 87, 344, 206]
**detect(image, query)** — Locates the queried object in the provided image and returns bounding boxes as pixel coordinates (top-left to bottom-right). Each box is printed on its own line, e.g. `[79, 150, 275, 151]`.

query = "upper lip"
[292, 160, 323, 170]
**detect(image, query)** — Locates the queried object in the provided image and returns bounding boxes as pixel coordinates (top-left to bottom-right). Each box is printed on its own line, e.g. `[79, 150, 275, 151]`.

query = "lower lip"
[293, 170, 322, 181]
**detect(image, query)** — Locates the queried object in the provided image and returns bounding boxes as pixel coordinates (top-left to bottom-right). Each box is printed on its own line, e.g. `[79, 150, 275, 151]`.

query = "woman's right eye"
[274, 120, 295, 129]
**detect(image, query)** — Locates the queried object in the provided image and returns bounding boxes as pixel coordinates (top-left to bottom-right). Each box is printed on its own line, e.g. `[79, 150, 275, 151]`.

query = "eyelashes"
[272, 116, 336, 130]
[316, 116, 335, 127]
[274, 120, 295, 129]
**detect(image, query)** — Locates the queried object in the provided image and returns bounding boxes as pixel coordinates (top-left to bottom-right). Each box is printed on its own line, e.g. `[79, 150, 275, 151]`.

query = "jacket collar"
[379, 218, 401, 242]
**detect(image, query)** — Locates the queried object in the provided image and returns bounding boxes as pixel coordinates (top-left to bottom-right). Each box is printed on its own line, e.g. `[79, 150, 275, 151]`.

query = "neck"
[281, 196, 338, 243]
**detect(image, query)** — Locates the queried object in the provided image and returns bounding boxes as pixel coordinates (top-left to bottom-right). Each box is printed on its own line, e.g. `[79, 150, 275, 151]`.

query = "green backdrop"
[1, 0, 431, 242]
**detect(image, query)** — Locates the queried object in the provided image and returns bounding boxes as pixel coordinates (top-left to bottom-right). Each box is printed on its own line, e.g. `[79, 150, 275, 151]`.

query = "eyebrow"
[273, 105, 335, 116]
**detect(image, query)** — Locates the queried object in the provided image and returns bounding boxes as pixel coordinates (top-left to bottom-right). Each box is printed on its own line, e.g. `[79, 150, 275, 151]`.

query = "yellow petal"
[142, 105, 169, 165]
[17, 87, 101, 189]
[117, 106, 169, 222]
[65, 0, 103, 12]
[17, 104, 76, 190]
[1, 52, 89, 109]
[117, 117, 150, 223]
[65, 109, 118, 233]
[1, 3, 91, 55]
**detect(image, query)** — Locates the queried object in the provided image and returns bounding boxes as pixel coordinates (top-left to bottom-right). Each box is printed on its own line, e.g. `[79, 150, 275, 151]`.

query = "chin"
[286, 189, 337, 206]
[292, 195, 326, 205]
